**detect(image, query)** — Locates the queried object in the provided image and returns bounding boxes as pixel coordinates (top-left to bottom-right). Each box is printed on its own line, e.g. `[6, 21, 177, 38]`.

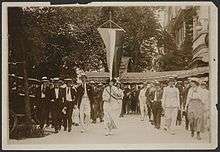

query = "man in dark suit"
[150, 81, 163, 129]
[49, 78, 65, 133]
[36, 77, 50, 129]
[120, 84, 130, 117]
[63, 78, 77, 132]
[91, 82, 104, 123]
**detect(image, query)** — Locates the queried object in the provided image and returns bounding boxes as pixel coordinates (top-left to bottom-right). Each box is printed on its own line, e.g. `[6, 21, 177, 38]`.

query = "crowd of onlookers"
[9, 74, 209, 140]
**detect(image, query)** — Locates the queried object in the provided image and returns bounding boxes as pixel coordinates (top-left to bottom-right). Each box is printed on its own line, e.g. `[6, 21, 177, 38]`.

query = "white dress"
[102, 85, 124, 131]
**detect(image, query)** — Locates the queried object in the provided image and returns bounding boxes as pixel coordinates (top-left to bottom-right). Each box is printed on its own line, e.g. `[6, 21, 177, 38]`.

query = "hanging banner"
[98, 28, 124, 80]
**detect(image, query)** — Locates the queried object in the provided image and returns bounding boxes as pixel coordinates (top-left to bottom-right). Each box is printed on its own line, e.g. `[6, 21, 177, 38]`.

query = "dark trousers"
[91, 100, 103, 122]
[39, 98, 49, 129]
[147, 103, 153, 120]
[183, 111, 189, 130]
[120, 98, 127, 116]
[53, 100, 63, 132]
[63, 101, 74, 131]
[152, 101, 162, 128]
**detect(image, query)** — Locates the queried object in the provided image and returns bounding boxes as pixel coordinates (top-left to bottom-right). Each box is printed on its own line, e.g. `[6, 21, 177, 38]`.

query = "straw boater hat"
[41, 76, 48, 82]
[154, 80, 160, 86]
[168, 76, 175, 81]
[64, 78, 72, 82]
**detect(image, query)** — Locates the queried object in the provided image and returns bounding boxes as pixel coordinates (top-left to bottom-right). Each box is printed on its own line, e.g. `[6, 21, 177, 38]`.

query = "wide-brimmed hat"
[188, 77, 200, 84]
[200, 81, 207, 85]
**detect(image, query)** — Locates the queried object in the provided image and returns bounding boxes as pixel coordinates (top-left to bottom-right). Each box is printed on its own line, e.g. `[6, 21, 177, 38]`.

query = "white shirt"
[55, 88, 59, 99]
[66, 87, 73, 101]
[139, 88, 147, 103]
[41, 84, 46, 98]
[82, 83, 88, 98]
[161, 86, 180, 108]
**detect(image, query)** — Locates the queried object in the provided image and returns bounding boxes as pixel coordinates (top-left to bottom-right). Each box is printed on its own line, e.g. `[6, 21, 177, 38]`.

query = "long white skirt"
[103, 100, 122, 131]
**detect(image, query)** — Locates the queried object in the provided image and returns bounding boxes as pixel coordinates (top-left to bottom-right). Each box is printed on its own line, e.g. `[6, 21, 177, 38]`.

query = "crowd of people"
[9, 74, 210, 140]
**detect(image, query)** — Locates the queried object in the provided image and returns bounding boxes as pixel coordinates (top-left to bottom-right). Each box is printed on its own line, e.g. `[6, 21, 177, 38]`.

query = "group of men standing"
[35, 75, 104, 133]
[32, 74, 209, 138]
[138, 76, 209, 139]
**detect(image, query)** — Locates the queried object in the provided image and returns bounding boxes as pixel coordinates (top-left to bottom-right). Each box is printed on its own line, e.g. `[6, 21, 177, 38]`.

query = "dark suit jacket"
[49, 87, 65, 101]
[35, 84, 50, 100]
[63, 86, 77, 103]
[76, 84, 94, 108]
[149, 88, 163, 102]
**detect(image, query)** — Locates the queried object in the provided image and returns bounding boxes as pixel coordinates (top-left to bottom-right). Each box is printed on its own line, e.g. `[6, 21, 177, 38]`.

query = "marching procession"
[9, 73, 210, 140]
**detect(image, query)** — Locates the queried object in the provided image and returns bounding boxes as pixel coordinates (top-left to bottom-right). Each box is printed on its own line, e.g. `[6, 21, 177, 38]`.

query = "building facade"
[164, 6, 209, 68]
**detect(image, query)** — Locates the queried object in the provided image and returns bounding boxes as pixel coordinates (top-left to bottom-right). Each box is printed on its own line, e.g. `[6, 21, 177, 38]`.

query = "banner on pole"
[98, 28, 124, 80]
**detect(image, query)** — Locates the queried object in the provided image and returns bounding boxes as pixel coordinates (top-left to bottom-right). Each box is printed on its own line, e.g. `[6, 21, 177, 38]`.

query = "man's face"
[54, 83, 59, 88]
[43, 81, 47, 85]
[67, 82, 72, 87]
[168, 81, 174, 86]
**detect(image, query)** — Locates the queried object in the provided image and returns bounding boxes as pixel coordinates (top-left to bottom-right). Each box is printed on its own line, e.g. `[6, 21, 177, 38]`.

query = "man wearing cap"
[36, 77, 50, 129]
[49, 77, 65, 133]
[63, 78, 77, 132]
[161, 76, 180, 135]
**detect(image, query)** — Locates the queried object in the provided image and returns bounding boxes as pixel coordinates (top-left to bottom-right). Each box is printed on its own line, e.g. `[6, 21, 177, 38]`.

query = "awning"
[120, 66, 209, 83]
[85, 66, 209, 83]
[9, 74, 40, 83]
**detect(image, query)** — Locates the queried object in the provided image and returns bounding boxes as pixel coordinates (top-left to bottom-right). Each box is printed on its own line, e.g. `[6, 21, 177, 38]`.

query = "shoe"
[55, 130, 59, 133]
[170, 130, 175, 135]
[68, 129, 71, 132]
[64, 128, 67, 131]
[163, 127, 168, 131]
[105, 132, 109, 136]
[191, 131, 194, 137]
[197, 132, 201, 140]
[81, 129, 85, 133]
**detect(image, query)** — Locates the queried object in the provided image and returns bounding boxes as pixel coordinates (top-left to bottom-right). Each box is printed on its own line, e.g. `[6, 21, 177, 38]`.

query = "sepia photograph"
[2, 1, 218, 150]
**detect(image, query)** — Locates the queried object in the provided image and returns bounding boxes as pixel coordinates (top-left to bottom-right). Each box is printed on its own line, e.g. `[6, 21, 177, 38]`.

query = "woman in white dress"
[102, 79, 124, 136]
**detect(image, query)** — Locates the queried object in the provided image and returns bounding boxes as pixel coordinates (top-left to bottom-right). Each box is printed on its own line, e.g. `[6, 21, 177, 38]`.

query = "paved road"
[9, 114, 209, 145]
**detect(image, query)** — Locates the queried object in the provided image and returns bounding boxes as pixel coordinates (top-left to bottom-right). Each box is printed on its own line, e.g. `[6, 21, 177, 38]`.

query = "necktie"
[68, 87, 70, 94]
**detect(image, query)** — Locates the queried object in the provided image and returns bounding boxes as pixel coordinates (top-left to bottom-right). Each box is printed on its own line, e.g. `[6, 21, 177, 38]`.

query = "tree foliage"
[8, 6, 192, 78]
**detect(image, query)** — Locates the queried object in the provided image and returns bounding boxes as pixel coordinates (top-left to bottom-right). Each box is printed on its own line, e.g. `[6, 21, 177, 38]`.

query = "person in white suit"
[138, 83, 149, 121]
[161, 77, 180, 135]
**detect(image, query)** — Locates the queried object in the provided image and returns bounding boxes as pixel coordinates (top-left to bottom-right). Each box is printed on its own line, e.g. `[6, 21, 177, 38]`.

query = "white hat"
[188, 77, 200, 83]
[41, 77, 48, 81]
[64, 78, 72, 81]
[53, 77, 60, 81]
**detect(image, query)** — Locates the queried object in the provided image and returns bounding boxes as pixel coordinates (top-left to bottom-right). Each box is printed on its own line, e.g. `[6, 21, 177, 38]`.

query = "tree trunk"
[23, 61, 32, 125]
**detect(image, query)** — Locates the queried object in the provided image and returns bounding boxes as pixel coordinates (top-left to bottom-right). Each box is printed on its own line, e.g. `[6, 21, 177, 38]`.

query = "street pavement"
[9, 114, 210, 145]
